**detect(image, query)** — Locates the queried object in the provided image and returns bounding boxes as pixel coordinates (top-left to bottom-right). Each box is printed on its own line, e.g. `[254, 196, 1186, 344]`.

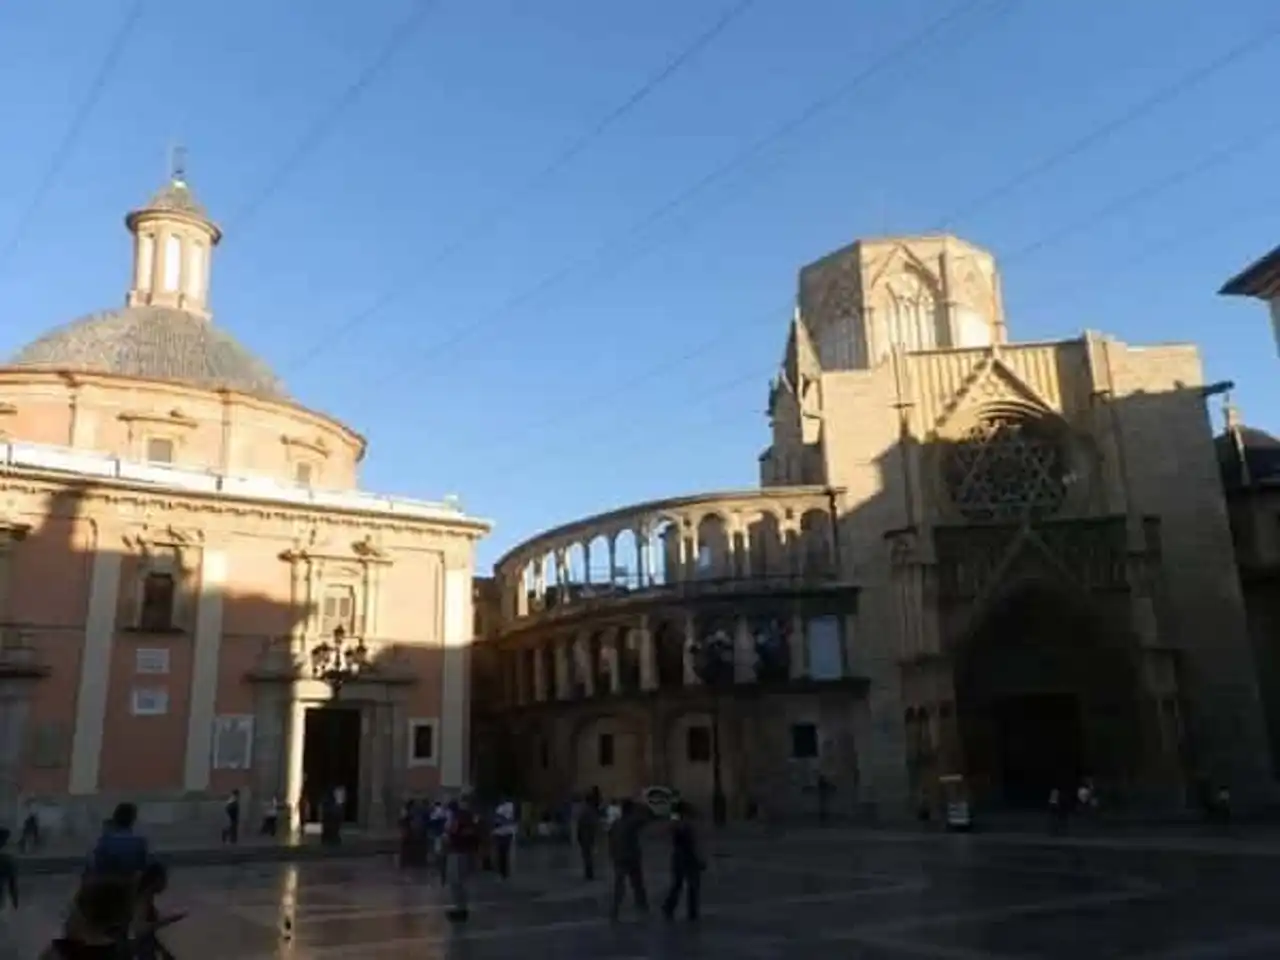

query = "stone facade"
[0, 174, 488, 839]
[477, 234, 1277, 819]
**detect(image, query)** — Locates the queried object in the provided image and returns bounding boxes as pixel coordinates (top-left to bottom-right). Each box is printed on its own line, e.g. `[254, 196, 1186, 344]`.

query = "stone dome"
[9, 305, 287, 400]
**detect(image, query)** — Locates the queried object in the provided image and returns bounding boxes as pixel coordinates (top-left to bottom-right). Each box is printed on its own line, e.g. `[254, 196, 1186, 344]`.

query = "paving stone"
[8, 829, 1280, 957]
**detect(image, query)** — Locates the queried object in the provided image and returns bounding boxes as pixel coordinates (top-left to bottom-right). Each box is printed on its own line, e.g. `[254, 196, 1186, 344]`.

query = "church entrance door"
[954, 580, 1140, 809]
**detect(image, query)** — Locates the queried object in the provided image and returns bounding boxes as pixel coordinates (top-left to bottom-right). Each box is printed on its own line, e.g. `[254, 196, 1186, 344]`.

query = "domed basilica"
[0, 169, 488, 834]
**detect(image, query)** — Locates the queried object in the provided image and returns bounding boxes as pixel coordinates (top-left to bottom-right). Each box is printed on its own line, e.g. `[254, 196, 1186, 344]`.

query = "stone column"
[733, 617, 754, 683]
[553, 641, 570, 701]
[184, 548, 227, 791]
[249, 686, 289, 815]
[283, 693, 308, 832]
[533, 645, 547, 702]
[69, 549, 122, 795]
[440, 565, 472, 789]
[637, 617, 656, 691]
[384, 695, 409, 818]
[682, 614, 698, 685]
[576, 633, 594, 698]
[606, 630, 621, 694]
[788, 613, 807, 680]
[514, 649, 527, 706]
[364, 700, 398, 829]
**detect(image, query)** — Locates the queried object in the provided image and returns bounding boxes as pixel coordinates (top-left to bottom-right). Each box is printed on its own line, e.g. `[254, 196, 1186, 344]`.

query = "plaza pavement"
[8, 826, 1280, 958]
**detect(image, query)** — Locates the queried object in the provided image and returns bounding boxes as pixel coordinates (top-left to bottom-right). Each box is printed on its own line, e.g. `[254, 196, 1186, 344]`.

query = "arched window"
[163, 235, 181, 292]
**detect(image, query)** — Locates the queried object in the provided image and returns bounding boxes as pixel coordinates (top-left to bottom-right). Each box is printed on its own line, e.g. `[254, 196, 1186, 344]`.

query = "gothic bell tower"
[124, 148, 221, 319]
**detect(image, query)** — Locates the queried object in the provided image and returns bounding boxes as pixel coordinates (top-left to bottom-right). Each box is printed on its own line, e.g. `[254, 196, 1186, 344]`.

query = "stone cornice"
[0, 475, 483, 543]
[117, 408, 198, 429]
[281, 433, 331, 459]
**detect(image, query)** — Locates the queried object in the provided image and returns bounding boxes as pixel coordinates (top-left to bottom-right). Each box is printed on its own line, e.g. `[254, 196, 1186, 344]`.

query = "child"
[132, 862, 185, 960]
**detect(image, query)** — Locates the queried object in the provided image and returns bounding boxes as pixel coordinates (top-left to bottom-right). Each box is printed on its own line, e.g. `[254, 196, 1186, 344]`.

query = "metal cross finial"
[170, 144, 188, 184]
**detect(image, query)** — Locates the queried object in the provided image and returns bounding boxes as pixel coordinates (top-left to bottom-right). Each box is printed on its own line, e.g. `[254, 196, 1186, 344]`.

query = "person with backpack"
[445, 796, 482, 922]
[87, 803, 150, 882]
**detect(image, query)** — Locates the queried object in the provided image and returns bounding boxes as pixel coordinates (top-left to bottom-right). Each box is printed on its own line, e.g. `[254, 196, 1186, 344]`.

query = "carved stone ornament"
[122, 523, 203, 551]
[281, 434, 331, 459]
[888, 531, 918, 568]
[942, 412, 1070, 524]
[352, 534, 386, 560]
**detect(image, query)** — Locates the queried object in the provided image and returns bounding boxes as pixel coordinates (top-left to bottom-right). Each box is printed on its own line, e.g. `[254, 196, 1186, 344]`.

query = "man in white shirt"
[491, 799, 517, 879]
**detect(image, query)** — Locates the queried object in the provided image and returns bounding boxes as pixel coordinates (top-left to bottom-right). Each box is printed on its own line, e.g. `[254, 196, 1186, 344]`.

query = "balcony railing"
[494, 486, 845, 625]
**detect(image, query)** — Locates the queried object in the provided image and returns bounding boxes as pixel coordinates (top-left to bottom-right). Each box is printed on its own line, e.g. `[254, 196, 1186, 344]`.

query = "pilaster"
[183, 547, 227, 790]
[439, 565, 471, 789]
[69, 548, 121, 794]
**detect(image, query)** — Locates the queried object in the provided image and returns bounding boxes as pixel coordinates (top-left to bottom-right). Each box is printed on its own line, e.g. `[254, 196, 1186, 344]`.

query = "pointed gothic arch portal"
[953, 579, 1143, 808]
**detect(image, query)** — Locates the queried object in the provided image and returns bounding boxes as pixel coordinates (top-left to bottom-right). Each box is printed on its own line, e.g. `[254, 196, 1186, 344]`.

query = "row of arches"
[503, 504, 837, 619]
[496, 612, 828, 708]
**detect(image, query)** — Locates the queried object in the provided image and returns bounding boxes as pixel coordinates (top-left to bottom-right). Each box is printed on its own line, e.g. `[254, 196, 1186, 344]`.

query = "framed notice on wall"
[212, 715, 255, 771]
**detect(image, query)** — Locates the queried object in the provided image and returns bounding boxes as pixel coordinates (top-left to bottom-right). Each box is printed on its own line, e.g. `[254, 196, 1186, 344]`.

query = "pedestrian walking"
[221, 789, 240, 844]
[260, 796, 281, 837]
[429, 800, 449, 883]
[19, 801, 41, 851]
[608, 799, 648, 921]
[491, 797, 517, 879]
[661, 801, 704, 922]
[1048, 787, 1066, 834]
[575, 789, 602, 881]
[445, 796, 482, 922]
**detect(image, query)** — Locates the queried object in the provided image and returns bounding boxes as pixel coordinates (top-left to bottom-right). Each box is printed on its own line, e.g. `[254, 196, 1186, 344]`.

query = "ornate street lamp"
[309, 625, 369, 693]
[689, 627, 734, 827]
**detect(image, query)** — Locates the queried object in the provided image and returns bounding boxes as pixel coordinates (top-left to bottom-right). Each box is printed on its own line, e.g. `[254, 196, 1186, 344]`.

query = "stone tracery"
[943, 411, 1070, 522]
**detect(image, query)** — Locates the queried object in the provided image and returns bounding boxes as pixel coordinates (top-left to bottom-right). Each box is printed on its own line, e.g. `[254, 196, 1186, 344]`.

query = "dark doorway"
[992, 693, 1082, 808]
[954, 579, 1141, 808]
[302, 706, 361, 823]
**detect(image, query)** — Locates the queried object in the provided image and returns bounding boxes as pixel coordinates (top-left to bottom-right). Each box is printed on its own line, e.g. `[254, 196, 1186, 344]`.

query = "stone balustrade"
[493, 486, 844, 626]
[485, 487, 859, 711]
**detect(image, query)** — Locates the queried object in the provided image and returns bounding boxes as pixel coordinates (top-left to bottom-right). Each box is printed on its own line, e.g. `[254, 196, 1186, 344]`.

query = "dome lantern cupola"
[124, 147, 221, 319]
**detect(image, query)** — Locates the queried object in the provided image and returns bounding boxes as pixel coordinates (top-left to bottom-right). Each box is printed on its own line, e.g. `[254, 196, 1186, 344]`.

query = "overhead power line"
[350, 0, 992, 367]
[0, 0, 146, 275]
[225, 0, 441, 234]
[281, 0, 761, 371]
[935, 18, 1280, 229]
[442, 11, 1280, 476]
[475, 115, 1280, 482]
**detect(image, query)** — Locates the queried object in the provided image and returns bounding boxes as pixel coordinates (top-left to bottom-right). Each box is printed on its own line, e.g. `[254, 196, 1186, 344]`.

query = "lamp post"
[309, 625, 368, 693]
[689, 628, 733, 827]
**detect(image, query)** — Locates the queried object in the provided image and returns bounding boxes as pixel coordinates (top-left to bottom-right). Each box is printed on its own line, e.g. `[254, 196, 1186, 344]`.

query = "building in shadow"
[475, 234, 1275, 819]
[0, 167, 488, 836]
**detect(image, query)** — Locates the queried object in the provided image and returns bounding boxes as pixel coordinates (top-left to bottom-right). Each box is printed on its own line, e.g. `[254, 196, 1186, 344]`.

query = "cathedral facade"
[0, 172, 487, 836]
[478, 234, 1275, 818]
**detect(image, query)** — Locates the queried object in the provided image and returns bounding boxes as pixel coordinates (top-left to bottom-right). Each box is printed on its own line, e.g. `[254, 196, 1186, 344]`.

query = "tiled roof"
[8, 305, 286, 399]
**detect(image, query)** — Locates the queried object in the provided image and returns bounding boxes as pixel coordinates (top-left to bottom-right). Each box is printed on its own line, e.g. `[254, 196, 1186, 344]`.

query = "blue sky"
[0, 0, 1277, 569]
